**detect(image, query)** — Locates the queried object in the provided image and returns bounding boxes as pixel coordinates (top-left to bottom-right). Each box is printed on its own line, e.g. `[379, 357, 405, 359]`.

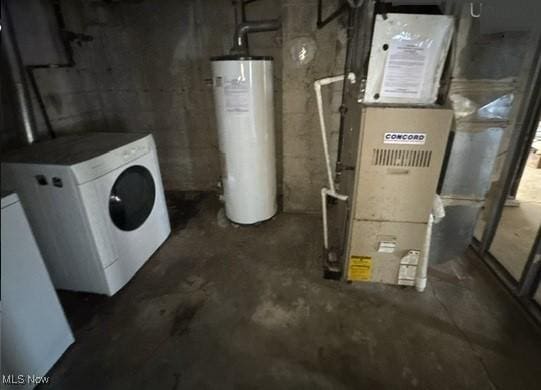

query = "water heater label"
[224, 78, 249, 114]
[384, 132, 426, 145]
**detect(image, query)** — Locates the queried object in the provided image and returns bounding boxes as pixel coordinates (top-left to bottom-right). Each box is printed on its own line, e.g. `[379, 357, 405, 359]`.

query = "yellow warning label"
[348, 256, 372, 281]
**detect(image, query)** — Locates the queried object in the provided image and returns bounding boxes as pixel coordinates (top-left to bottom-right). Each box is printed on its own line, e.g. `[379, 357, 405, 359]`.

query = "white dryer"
[2, 191, 74, 387]
[2, 132, 171, 296]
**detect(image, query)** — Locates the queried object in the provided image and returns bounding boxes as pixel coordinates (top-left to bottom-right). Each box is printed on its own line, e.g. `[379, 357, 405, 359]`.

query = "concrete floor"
[515, 166, 541, 203]
[490, 202, 540, 279]
[46, 193, 541, 390]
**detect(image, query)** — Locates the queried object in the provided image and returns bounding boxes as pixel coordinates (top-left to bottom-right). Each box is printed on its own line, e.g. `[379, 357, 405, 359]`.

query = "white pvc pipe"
[416, 213, 434, 292]
[321, 188, 349, 250]
[314, 73, 355, 250]
[321, 189, 329, 249]
[416, 195, 445, 291]
[314, 73, 356, 193]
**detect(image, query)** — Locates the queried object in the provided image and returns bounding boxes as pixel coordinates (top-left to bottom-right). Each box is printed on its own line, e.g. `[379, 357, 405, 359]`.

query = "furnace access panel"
[345, 106, 453, 285]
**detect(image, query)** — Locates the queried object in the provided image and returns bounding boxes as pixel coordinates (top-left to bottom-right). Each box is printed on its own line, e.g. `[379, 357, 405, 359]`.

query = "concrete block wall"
[48, 0, 239, 191]
[32, 66, 108, 135]
[3, 0, 345, 213]
[4, 0, 286, 193]
[281, 0, 347, 212]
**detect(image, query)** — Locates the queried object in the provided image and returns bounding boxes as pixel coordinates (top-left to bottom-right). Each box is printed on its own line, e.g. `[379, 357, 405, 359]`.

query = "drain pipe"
[416, 214, 434, 292]
[416, 195, 445, 292]
[2, 5, 38, 144]
[314, 73, 356, 250]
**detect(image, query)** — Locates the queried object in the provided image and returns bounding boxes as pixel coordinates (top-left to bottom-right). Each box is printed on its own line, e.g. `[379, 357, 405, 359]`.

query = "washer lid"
[71, 135, 155, 185]
[1, 191, 19, 209]
[2, 132, 151, 166]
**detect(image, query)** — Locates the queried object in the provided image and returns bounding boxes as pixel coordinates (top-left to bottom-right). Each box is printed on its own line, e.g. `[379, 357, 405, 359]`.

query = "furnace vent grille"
[372, 149, 432, 167]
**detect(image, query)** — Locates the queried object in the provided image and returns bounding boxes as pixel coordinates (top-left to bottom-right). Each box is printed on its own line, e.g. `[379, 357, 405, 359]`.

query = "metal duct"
[231, 19, 280, 54]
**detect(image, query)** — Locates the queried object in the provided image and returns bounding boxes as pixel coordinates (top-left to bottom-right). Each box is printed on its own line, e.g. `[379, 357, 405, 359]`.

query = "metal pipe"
[335, 9, 354, 176]
[231, 19, 280, 54]
[1, 4, 38, 144]
[317, 0, 348, 29]
[233, 1, 243, 30]
[26, 67, 56, 139]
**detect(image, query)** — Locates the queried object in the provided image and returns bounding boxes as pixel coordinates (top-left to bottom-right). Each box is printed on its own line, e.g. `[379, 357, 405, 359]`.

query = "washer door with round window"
[79, 148, 171, 295]
[109, 165, 156, 232]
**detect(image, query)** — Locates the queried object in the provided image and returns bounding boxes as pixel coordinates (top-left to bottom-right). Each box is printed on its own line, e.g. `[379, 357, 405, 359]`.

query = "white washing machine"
[2, 132, 171, 296]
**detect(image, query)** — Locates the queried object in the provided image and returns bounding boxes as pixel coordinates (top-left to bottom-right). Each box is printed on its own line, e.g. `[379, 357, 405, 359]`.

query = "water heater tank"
[211, 56, 277, 224]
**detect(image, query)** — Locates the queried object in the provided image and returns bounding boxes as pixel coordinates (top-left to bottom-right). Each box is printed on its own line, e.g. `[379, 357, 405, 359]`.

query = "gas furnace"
[345, 106, 453, 286]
